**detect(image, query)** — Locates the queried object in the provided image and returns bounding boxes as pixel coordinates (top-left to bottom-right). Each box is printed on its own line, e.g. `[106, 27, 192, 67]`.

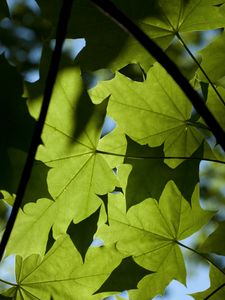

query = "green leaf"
[192, 266, 225, 300]
[90, 62, 209, 168]
[8, 67, 119, 257]
[206, 86, 225, 131]
[124, 137, 201, 207]
[97, 126, 127, 169]
[197, 32, 225, 84]
[2, 1, 225, 298]
[27, 67, 118, 231]
[6, 235, 124, 300]
[199, 221, 225, 256]
[97, 181, 213, 298]
[6, 199, 56, 256]
[35, 0, 224, 71]
[5, 148, 52, 207]
[95, 256, 152, 294]
[166, 0, 225, 32]
[35, 0, 173, 71]
[67, 206, 101, 261]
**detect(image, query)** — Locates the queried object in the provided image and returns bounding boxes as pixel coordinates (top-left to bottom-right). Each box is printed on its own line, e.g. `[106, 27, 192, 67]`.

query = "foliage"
[0, 0, 225, 299]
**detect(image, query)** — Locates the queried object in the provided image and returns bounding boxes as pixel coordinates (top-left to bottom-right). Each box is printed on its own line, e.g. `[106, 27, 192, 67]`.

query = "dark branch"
[90, 0, 225, 152]
[0, 0, 74, 261]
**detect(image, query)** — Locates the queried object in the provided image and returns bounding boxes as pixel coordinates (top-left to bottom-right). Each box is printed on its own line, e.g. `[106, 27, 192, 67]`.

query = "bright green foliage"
[1, 1, 225, 300]
[96, 181, 213, 299]
[90, 63, 212, 168]
[206, 86, 225, 130]
[28, 68, 118, 230]
[3, 237, 124, 300]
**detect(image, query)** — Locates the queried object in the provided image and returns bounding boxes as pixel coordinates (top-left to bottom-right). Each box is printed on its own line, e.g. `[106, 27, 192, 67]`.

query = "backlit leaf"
[27, 67, 118, 234]
[8, 236, 123, 300]
[197, 32, 225, 84]
[90, 63, 210, 168]
[67, 206, 101, 261]
[97, 181, 213, 298]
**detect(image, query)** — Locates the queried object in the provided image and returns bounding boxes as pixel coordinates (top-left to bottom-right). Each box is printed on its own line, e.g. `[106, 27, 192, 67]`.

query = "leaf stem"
[0, 0, 74, 261]
[96, 149, 225, 165]
[176, 32, 225, 107]
[178, 240, 225, 299]
[177, 240, 225, 275]
[0, 277, 17, 287]
[90, 0, 225, 151]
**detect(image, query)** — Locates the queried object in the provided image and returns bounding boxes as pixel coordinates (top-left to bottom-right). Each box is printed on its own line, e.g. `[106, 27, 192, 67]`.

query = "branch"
[90, 0, 225, 152]
[0, 0, 74, 261]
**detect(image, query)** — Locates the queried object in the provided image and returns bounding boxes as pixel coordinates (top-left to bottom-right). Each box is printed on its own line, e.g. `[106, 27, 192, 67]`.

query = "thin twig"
[177, 241, 225, 276]
[0, 0, 74, 261]
[0, 278, 17, 287]
[90, 0, 225, 151]
[176, 32, 225, 106]
[177, 241, 225, 300]
[96, 149, 225, 164]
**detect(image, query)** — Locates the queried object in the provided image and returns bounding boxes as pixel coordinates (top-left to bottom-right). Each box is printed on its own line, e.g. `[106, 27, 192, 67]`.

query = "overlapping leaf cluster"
[1, 1, 225, 299]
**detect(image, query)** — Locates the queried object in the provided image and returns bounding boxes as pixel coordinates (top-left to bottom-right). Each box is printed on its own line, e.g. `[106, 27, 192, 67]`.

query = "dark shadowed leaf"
[0, 55, 36, 192]
[0, 295, 12, 299]
[95, 256, 152, 294]
[98, 194, 109, 225]
[45, 227, 55, 254]
[3, 148, 52, 206]
[0, 0, 9, 20]
[125, 137, 201, 208]
[67, 207, 101, 261]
